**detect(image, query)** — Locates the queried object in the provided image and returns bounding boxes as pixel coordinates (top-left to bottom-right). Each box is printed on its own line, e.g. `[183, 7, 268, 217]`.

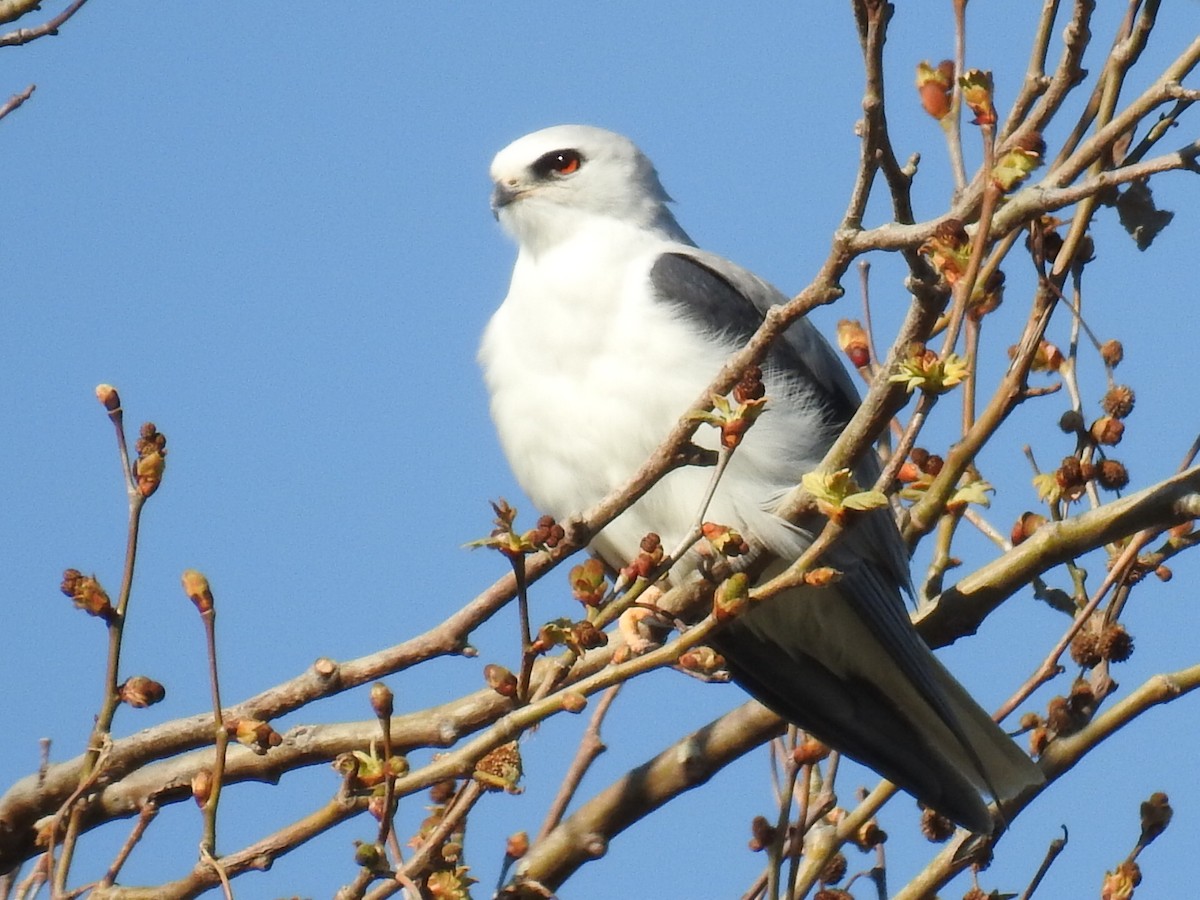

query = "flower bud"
[181, 570, 214, 614]
[506, 831, 530, 859]
[230, 717, 282, 754]
[836, 319, 871, 368]
[570, 620, 608, 651]
[1101, 860, 1141, 900]
[733, 365, 765, 403]
[134, 424, 168, 497]
[1011, 511, 1047, 546]
[793, 737, 830, 766]
[916, 60, 955, 120]
[119, 675, 166, 708]
[429, 779, 456, 804]
[569, 558, 608, 607]
[1139, 792, 1173, 846]
[95, 384, 121, 412]
[959, 68, 996, 125]
[679, 646, 726, 675]
[483, 664, 518, 697]
[191, 768, 213, 807]
[713, 573, 751, 621]
[61, 569, 115, 621]
[369, 682, 394, 719]
[561, 691, 587, 713]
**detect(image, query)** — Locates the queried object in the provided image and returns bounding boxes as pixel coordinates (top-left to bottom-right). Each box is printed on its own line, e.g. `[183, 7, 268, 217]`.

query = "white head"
[489, 125, 690, 253]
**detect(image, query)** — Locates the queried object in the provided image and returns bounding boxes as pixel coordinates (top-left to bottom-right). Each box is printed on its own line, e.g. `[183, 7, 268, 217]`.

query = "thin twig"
[535, 684, 621, 842]
[0, 83, 33, 122]
[0, 0, 90, 47]
[100, 802, 158, 888]
[1019, 826, 1068, 900]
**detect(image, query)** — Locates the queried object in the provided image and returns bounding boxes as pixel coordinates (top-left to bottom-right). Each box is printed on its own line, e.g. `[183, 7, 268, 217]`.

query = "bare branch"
[513, 702, 783, 891]
[0, 82, 33, 122]
[0, 0, 90, 47]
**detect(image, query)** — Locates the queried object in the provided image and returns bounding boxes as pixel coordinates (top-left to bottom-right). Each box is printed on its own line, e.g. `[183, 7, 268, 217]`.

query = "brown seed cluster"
[919, 806, 956, 843]
[1101, 385, 1135, 419]
[910, 447, 944, 477]
[620, 532, 664, 581]
[1070, 616, 1135, 668]
[733, 365, 765, 403]
[747, 815, 776, 852]
[474, 741, 523, 793]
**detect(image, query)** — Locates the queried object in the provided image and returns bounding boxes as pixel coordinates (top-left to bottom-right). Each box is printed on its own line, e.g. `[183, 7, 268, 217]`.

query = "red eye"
[532, 149, 584, 178]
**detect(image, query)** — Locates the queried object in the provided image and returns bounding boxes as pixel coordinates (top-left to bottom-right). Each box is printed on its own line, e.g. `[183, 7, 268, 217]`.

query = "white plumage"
[480, 124, 1042, 831]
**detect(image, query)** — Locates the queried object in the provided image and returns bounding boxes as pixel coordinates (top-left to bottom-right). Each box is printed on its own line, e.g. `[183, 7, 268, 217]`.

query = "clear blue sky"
[4, 3, 1198, 897]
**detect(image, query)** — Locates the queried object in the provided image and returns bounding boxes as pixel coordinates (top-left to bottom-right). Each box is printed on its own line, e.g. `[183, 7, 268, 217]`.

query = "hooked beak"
[490, 182, 525, 219]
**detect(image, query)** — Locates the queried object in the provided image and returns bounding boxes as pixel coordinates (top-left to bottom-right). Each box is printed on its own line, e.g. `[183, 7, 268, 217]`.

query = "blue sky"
[4, 3, 1199, 897]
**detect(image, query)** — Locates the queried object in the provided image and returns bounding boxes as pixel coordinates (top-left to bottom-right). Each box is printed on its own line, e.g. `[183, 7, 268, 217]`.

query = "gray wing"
[649, 248, 910, 589]
[648, 249, 1034, 827]
[650, 249, 861, 430]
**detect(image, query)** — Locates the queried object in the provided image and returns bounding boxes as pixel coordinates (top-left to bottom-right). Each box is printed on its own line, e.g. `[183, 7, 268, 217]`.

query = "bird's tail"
[715, 578, 1043, 833]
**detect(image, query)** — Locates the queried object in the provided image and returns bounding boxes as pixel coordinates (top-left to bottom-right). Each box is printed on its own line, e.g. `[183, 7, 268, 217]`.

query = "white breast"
[480, 222, 823, 570]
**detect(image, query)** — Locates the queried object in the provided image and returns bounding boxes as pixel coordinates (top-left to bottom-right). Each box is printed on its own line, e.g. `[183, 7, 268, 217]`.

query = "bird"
[478, 124, 1042, 833]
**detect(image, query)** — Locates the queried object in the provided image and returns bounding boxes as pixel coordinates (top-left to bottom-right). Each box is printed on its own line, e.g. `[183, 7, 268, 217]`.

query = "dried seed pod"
[1100, 339, 1125, 368]
[748, 815, 776, 852]
[1095, 459, 1130, 491]
[1101, 385, 1135, 419]
[1090, 416, 1126, 446]
[919, 806, 956, 843]
[1099, 624, 1134, 662]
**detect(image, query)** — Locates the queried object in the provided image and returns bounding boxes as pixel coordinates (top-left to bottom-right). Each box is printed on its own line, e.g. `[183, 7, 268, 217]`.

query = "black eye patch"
[531, 148, 584, 179]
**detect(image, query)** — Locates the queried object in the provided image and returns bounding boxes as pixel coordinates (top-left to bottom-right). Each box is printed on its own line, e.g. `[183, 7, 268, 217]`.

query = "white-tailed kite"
[479, 124, 1041, 832]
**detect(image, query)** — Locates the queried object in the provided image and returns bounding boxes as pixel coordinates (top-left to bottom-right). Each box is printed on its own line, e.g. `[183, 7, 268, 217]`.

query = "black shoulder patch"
[649, 252, 859, 429]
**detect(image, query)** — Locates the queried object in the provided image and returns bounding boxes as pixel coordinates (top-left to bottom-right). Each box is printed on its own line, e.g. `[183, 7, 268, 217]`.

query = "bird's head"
[489, 125, 685, 252]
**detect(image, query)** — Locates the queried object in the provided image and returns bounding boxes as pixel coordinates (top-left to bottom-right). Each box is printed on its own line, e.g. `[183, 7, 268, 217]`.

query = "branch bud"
[181, 569, 214, 614]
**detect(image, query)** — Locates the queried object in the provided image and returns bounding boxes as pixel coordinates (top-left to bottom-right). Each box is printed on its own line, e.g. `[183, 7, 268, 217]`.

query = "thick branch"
[916, 465, 1200, 647]
[512, 701, 783, 891]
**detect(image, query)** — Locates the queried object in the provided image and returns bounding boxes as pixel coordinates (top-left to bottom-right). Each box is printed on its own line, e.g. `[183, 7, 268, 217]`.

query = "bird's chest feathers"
[482, 240, 730, 517]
